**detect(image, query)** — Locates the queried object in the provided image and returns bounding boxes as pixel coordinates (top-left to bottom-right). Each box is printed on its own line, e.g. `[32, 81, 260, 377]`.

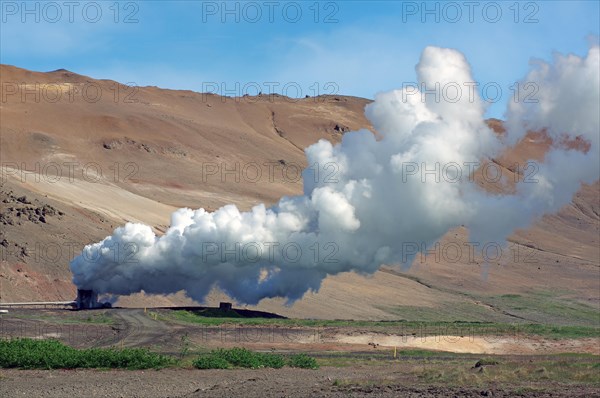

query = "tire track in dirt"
[109, 309, 170, 347]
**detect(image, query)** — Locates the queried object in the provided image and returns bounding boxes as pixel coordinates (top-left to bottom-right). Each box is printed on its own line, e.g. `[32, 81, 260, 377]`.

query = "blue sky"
[1, 0, 598, 118]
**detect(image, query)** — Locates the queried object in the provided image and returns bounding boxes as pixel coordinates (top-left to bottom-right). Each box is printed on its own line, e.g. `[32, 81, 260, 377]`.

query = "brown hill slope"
[0, 65, 598, 322]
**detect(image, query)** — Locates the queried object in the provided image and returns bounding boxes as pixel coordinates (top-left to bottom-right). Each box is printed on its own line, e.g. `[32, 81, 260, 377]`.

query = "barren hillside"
[1, 65, 598, 322]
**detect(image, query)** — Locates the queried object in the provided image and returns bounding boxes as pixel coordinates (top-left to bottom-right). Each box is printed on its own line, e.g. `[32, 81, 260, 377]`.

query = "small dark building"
[219, 302, 232, 312]
[76, 289, 98, 309]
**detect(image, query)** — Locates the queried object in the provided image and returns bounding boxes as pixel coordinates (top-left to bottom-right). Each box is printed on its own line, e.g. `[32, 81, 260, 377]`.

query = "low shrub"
[287, 353, 319, 369]
[211, 347, 285, 369]
[192, 348, 318, 369]
[192, 354, 230, 369]
[0, 338, 173, 369]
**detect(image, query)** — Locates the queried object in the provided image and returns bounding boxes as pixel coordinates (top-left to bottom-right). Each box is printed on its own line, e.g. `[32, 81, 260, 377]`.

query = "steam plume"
[70, 45, 599, 304]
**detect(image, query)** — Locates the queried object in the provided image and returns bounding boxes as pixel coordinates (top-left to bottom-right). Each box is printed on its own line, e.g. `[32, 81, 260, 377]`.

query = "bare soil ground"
[2, 366, 598, 398]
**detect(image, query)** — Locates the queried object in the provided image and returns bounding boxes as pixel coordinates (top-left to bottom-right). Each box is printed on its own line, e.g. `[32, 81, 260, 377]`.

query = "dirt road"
[110, 309, 172, 347]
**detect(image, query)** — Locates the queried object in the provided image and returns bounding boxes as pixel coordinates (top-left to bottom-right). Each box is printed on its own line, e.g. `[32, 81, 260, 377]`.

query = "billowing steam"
[70, 45, 599, 304]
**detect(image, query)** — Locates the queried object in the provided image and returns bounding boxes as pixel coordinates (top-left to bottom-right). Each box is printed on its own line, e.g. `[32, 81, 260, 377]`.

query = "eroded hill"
[1, 65, 598, 322]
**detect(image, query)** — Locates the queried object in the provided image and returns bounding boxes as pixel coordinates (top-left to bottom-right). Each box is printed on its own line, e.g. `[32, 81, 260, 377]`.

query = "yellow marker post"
[144, 307, 147, 313]
[393, 346, 397, 359]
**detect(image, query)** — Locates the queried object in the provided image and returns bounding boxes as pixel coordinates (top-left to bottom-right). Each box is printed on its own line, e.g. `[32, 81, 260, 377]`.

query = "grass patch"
[6, 312, 114, 325]
[0, 338, 173, 370]
[474, 358, 500, 366]
[396, 349, 449, 357]
[287, 353, 319, 369]
[190, 308, 243, 318]
[192, 347, 318, 369]
[212, 347, 285, 369]
[486, 291, 600, 327]
[192, 354, 231, 369]
[383, 291, 600, 328]
[323, 353, 600, 389]
[168, 310, 600, 339]
[80, 314, 113, 324]
[414, 357, 600, 386]
[380, 301, 509, 323]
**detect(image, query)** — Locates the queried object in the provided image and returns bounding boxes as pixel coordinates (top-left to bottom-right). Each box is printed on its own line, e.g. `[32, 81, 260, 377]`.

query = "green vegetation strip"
[0, 339, 319, 371]
[169, 310, 600, 339]
[0, 338, 173, 369]
[193, 348, 319, 369]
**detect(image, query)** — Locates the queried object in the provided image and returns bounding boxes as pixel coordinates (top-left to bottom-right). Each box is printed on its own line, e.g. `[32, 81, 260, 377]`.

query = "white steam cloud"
[70, 45, 600, 305]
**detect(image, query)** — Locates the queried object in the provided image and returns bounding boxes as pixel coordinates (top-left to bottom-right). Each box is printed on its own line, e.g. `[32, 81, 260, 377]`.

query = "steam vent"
[76, 289, 98, 309]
